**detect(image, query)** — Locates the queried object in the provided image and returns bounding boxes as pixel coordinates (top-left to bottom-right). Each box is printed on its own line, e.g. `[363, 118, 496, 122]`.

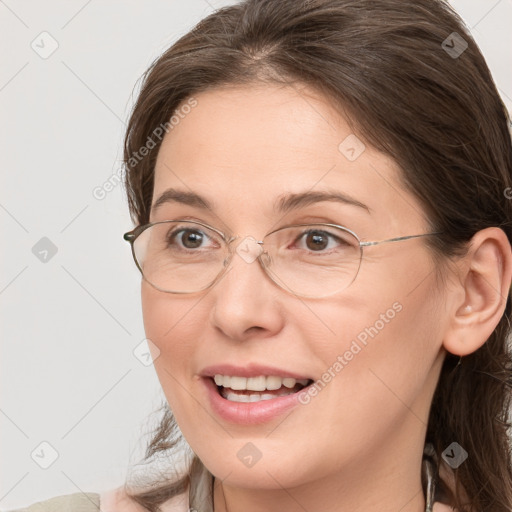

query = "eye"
[295, 229, 352, 252]
[166, 227, 219, 250]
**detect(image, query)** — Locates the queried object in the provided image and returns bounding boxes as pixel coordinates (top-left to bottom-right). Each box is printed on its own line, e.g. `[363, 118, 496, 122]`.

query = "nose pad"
[259, 251, 272, 268]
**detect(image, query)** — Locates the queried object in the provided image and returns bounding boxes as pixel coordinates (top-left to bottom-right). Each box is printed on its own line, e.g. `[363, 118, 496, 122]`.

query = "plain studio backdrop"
[1, 0, 511, 508]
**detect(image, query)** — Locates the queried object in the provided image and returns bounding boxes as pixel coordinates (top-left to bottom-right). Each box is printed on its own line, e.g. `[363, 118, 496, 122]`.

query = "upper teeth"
[213, 375, 309, 391]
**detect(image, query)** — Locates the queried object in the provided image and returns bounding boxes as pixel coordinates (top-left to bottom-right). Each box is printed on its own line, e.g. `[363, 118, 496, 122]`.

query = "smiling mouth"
[212, 375, 314, 403]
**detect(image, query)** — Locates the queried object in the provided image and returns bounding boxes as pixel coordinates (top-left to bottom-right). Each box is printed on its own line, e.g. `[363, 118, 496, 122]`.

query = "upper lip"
[200, 363, 314, 381]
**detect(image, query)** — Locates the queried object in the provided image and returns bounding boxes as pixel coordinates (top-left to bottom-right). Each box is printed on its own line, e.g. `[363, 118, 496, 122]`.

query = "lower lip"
[202, 377, 309, 425]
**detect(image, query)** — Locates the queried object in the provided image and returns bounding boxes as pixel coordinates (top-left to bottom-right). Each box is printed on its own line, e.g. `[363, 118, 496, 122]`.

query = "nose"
[209, 236, 285, 341]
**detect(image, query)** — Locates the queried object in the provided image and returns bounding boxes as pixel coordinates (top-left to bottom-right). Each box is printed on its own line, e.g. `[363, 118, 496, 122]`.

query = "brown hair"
[122, 1, 512, 510]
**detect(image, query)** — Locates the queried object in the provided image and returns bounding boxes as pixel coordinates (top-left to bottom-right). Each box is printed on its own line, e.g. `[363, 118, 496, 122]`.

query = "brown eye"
[304, 231, 329, 251]
[167, 228, 208, 249]
[158, 221, 225, 256]
[298, 229, 351, 252]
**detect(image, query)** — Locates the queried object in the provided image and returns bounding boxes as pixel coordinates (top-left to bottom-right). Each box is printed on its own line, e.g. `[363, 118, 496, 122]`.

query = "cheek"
[339, 248, 443, 370]
[142, 281, 198, 346]
[141, 282, 204, 394]
[140, 284, 214, 452]
[303, 267, 442, 427]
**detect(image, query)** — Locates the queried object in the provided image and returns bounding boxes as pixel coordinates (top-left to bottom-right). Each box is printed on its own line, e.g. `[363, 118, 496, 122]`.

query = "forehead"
[152, 83, 426, 232]
[157, 83, 354, 176]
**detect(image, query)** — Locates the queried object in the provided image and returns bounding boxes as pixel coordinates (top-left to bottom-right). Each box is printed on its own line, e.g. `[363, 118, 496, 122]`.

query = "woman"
[8, 0, 512, 511]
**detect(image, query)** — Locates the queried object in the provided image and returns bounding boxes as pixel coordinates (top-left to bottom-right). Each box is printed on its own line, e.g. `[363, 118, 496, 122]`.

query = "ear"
[442, 227, 512, 357]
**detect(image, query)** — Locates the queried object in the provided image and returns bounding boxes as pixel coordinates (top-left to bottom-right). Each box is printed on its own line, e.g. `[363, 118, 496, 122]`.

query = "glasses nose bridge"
[220, 230, 282, 295]
[222, 234, 269, 273]
[224, 232, 266, 251]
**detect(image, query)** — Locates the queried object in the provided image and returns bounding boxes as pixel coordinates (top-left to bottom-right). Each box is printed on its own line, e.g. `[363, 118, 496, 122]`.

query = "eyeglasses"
[123, 220, 442, 299]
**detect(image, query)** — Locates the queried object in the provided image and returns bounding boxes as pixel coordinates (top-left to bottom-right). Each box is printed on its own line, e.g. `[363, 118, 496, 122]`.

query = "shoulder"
[100, 486, 190, 512]
[100, 487, 148, 512]
[4, 493, 100, 512]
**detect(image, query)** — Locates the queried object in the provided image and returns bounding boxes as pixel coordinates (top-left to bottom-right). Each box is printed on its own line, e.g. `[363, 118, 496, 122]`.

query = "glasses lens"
[263, 224, 361, 297]
[133, 221, 226, 293]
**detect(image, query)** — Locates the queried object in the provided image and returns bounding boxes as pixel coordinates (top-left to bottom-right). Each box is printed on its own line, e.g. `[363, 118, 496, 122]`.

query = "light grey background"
[1, 0, 511, 508]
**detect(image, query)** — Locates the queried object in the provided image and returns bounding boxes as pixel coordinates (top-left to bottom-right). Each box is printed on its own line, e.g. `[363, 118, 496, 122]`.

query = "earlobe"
[442, 227, 512, 357]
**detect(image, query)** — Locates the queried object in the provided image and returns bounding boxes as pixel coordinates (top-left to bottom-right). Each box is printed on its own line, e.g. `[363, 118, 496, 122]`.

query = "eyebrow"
[151, 187, 371, 215]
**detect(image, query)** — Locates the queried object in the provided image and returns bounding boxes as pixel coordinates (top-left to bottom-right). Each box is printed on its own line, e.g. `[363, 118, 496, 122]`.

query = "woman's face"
[142, 83, 449, 493]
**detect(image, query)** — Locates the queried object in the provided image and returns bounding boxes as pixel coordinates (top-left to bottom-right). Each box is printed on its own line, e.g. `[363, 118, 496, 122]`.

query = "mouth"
[211, 375, 314, 403]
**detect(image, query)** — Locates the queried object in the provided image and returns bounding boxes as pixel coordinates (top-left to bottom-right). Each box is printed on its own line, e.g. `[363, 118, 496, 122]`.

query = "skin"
[134, 82, 511, 512]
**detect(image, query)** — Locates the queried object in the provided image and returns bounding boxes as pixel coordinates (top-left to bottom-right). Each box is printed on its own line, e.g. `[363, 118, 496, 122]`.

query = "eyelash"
[166, 226, 348, 253]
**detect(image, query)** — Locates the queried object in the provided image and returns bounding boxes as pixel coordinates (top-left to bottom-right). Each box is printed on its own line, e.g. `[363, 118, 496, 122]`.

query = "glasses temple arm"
[360, 232, 443, 247]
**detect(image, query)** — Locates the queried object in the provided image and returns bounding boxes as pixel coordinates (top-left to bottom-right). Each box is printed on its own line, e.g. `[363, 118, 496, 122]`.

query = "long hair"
[121, 1, 512, 510]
